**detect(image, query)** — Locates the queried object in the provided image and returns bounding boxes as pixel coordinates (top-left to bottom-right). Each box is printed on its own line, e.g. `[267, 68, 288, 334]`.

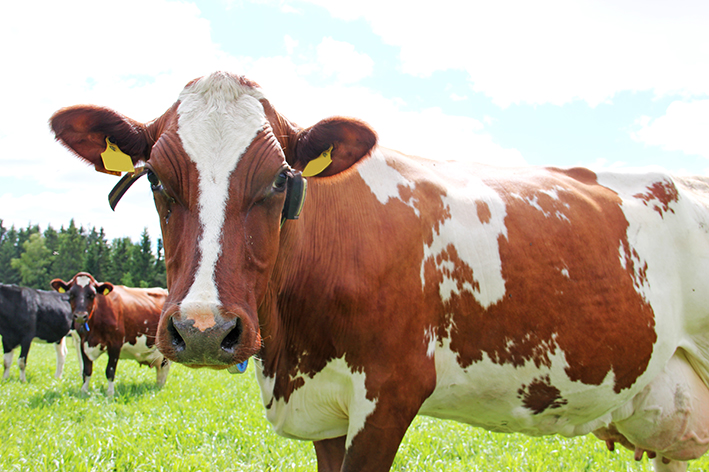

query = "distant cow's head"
[50, 72, 377, 369]
[51, 272, 113, 334]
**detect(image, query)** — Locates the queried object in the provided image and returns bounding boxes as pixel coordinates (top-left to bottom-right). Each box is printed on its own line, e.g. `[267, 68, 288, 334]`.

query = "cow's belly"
[119, 335, 162, 365]
[255, 357, 377, 445]
[419, 337, 665, 438]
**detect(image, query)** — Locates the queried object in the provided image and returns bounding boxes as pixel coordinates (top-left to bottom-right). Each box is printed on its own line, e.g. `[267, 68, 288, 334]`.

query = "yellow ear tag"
[302, 145, 333, 177]
[103, 288, 111, 296]
[101, 137, 135, 174]
[57, 287, 66, 293]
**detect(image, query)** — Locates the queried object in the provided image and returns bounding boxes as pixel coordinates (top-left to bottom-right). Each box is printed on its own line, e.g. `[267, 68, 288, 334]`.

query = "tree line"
[0, 219, 166, 291]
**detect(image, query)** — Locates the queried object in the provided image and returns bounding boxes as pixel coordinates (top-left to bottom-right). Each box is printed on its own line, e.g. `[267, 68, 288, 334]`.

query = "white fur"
[54, 337, 67, 379]
[177, 73, 267, 324]
[421, 162, 508, 308]
[3, 351, 12, 380]
[76, 275, 91, 287]
[255, 357, 378, 448]
[356, 149, 419, 215]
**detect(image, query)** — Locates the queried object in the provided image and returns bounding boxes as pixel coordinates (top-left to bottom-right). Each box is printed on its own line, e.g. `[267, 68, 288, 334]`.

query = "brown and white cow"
[50, 72, 709, 471]
[50, 272, 170, 396]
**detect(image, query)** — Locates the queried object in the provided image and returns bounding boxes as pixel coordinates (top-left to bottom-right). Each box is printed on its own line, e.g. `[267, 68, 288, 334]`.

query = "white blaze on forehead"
[76, 275, 91, 287]
[176, 73, 267, 312]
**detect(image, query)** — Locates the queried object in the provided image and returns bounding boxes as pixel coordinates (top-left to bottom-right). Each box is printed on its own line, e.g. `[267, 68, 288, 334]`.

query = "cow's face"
[50, 72, 376, 369]
[51, 272, 113, 333]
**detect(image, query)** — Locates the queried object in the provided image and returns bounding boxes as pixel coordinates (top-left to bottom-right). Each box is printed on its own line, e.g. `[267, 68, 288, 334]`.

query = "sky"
[1, 0, 708, 245]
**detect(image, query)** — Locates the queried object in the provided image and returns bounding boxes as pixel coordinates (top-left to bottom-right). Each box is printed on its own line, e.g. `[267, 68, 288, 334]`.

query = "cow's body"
[51, 72, 709, 471]
[0, 283, 72, 381]
[50, 273, 170, 396]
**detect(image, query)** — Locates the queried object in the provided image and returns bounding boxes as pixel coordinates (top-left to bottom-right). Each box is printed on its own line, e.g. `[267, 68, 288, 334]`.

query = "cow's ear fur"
[290, 117, 377, 177]
[50, 279, 69, 293]
[96, 282, 114, 296]
[49, 106, 151, 173]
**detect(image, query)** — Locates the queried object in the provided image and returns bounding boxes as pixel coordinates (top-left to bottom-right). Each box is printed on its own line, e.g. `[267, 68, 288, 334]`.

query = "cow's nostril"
[167, 316, 186, 353]
[220, 318, 242, 353]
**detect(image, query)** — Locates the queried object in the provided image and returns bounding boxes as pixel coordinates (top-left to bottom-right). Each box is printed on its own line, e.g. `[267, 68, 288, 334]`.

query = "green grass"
[2, 342, 708, 471]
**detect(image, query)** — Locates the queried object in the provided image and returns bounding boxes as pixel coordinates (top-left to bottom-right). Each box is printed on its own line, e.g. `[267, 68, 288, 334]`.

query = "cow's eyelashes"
[272, 171, 290, 193]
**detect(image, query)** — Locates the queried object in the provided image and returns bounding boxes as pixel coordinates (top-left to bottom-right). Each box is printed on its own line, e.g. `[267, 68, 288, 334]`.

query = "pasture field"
[2, 341, 707, 471]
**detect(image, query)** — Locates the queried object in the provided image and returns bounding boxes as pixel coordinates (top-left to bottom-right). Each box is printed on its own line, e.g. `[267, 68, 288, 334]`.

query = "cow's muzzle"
[160, 313, 248, 367]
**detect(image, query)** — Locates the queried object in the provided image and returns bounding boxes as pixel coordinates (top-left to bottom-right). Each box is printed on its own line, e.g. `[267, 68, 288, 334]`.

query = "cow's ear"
[50, 106, 152, 175]
[290, 117, 377, 177]
[50, 279, 68, 293]
[96, 282, 114, 296]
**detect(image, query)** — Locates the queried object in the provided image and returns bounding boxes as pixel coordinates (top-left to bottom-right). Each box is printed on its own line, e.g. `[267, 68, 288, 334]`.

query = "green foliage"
[0, 221, 21, 284]
[0, 219, 166, 289]
[85, 227, 110, 282]
[52, 219, 87, 282]
[3, 343, 709, 471]
[11, 233, 52, 288]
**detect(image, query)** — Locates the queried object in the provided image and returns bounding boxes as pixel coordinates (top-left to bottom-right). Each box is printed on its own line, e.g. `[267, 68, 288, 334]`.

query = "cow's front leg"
[54, 337, 67, 379]
[80, 348, 93, 394]
[17, 336, 32, 382]
[314, 436, 346, 472]
[105, 346, 121, 397]
[2, 348, 13, 380]
[340, 396, 423, 472]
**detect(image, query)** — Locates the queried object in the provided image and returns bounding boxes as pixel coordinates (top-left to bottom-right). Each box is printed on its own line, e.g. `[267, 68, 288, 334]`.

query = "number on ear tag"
[302, 145, 333, 177]
[101, 137, 135, 174]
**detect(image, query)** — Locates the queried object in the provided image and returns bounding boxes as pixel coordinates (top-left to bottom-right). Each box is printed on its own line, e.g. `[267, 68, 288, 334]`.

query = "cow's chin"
[73, 321, 89, 336]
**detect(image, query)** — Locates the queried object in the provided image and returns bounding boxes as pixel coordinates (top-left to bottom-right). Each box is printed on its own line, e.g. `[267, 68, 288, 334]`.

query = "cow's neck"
[256, 170, 376, 401]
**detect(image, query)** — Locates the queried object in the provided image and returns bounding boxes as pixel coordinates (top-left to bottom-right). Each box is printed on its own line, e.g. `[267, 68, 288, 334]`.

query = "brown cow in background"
[51, 272, 170, 396]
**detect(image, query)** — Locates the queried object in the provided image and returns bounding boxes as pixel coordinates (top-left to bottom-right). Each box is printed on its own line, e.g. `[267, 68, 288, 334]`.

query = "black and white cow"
[0, 283, 73, 381]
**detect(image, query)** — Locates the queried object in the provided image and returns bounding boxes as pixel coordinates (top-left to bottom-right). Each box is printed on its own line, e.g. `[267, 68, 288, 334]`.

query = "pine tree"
[53, 219, 87, 281]
[154, 238, 167, 288]
[85, 227, 110, 281]
[0, 224, 21, 284]
[107, 237, 133, 284]
[133, 228, 155, 288]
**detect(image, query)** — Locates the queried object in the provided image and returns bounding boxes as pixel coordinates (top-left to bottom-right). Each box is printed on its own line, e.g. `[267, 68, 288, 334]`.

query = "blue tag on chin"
[84, 323, 90, 332]
[228, 359, 249, 374]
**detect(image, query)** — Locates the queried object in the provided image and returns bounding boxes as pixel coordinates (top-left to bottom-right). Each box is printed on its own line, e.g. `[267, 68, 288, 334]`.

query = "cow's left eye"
[272, 171, 289, 192]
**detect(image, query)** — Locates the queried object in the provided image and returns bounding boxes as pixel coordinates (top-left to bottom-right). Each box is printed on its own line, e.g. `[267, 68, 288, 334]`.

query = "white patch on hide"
[421, 163, 508, 308]
[255, 357, 378, 448]
[357, 148, 419, 215]
[420, 335, 623, 437]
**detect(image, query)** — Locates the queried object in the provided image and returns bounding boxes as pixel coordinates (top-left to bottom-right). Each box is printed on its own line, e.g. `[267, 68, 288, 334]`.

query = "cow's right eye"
[147, 170, 162, 192]
[272, 171, 289, 193]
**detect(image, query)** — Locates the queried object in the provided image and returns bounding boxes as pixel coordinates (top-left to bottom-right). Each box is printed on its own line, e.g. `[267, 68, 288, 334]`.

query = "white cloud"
[284, 35, 299, 55]
[316, 37, 374, 84]
[301, 0, 709, 107]
[0, 0, 526, 245]
[631, 100, 709, 159]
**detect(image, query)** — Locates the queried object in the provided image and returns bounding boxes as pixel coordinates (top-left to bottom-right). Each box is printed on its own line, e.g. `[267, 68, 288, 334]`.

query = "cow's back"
[33, 290, 72, 343]
[107, 286, 167, 363]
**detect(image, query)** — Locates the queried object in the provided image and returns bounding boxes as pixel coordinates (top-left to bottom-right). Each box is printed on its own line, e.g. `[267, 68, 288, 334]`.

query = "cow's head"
[50, 72, 377, 368]
[50, 272, 113, 334]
